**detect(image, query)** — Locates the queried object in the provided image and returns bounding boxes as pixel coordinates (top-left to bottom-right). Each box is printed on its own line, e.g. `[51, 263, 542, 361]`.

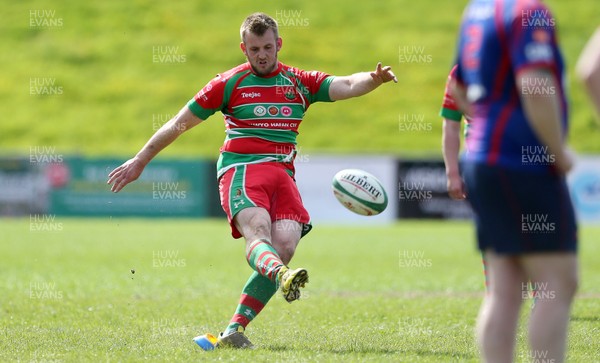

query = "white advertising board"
[295, 155, 397, 224]
[567, 155, 600, 224]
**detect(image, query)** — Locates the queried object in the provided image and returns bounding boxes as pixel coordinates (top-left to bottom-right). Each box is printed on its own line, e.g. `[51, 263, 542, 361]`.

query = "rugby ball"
[332, 169, 388, 216]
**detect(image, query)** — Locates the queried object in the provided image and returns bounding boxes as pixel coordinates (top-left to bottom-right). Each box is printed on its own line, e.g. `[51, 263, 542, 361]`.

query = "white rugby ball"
[332, 169, 388, 216]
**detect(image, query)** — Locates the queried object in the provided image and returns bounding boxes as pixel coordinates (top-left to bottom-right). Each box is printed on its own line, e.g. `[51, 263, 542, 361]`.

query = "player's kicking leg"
[235, 209, 308, 302]
[271, 219, 308, 303]
[217, 209, 307, 349]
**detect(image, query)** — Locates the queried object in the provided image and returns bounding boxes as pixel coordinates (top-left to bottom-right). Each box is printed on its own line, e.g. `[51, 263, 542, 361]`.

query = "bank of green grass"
[1, 219, 598, 362]
[1, 1, 599, 159]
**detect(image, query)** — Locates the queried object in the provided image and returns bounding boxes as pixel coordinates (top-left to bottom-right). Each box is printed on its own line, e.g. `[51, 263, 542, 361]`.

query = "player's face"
[241, 29, 282, 76]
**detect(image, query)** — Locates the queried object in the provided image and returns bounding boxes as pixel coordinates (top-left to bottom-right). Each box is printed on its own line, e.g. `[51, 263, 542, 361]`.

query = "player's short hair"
[240, 12, 279, 42]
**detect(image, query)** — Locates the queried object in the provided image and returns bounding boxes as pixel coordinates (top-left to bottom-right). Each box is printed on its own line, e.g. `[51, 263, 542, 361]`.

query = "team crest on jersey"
[268, 106, 279, 116]
[253, 105, 267, 117]
[281, 106, 292, 117]
[285, 90, 296, 100]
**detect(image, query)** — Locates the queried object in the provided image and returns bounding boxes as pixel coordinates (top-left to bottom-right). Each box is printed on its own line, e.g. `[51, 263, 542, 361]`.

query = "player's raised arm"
[107, 107, 203, 192]
[328, 62, 397, 101]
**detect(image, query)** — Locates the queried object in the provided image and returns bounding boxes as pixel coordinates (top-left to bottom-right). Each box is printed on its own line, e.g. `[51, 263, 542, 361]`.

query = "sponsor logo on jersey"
[241, 92, 261, 99]
[281, 106, 292, 117]
[253, 105, 267, 117]
[525, 42, 552, 62]
[268, 106, 279, 116]
[467, 84, 486, 102]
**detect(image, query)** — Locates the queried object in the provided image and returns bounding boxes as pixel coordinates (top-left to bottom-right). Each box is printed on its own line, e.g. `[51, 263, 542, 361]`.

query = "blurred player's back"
[456, 0, 567, 170]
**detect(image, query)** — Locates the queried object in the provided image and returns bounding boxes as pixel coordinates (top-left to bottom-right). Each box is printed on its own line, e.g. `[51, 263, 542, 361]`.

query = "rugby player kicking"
[107, 12, 397, 349]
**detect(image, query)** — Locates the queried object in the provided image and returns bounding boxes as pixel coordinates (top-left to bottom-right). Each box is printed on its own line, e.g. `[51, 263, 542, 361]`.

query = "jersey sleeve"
[509, 2, 558, 75]
[439, 65, 463, 122]
[187, 74, 227, 120]
[293, 69, 335, 104]
[453, 9, 468, 86]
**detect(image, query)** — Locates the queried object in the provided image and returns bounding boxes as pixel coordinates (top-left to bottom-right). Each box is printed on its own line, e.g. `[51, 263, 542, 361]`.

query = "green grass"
[1, 1, 600, 158]
[1, 219, 599, 362]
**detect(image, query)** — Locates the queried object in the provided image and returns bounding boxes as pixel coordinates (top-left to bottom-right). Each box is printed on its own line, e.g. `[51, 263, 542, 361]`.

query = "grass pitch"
[1, 218, 599, 362]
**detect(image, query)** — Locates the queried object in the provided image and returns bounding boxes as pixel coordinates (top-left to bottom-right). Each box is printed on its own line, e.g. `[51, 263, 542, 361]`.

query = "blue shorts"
[463, 162, 577, 255]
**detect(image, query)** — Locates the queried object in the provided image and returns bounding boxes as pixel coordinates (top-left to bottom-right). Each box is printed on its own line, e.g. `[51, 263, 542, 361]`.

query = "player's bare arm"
[107, 107, 203, 192]
[442, 120, 466, 200]
[517, 68, 573, 175]
[449, 79, 473, 118]
[329, 62, 397, 101]
[576, 26, 600, 120]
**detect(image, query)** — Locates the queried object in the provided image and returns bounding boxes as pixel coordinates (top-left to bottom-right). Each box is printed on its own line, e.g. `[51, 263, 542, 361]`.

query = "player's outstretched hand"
[370, 62, 398, 85]
[107, 158, 146, 193]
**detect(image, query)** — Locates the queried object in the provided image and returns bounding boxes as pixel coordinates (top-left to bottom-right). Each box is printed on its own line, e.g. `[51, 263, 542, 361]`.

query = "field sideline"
[1, 218, 599, 362]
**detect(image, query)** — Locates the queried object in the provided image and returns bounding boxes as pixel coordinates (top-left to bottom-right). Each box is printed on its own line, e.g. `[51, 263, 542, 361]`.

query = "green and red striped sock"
[246, 238, 284, 282]
[225, 239, 283, 333]
[226, 272, 277, 333]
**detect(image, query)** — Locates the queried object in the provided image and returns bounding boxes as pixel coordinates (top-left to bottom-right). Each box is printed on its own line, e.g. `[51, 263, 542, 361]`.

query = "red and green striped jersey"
[439, 65, 471, 142]
[187, 61, 335, 178]
[439, 65, 463, 122]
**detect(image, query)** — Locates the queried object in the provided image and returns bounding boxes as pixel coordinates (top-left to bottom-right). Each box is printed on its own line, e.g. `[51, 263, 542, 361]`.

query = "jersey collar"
[248, 61, 283, 78]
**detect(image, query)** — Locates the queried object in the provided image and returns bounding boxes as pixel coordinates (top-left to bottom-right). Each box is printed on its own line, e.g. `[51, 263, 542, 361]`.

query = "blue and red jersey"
[455, 0, 568, 172]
